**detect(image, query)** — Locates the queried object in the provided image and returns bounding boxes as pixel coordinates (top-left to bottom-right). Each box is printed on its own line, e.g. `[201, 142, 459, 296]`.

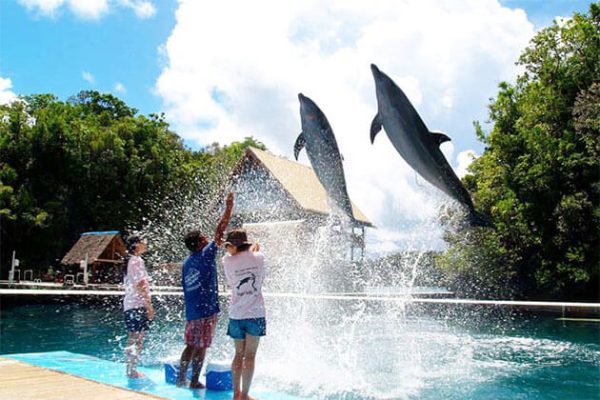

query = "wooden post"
[83, 253, 89, 285]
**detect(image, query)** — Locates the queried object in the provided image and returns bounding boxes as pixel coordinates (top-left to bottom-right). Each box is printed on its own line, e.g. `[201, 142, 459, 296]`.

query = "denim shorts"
[124, 307, 150, 333]
[227, 318, 266, 340]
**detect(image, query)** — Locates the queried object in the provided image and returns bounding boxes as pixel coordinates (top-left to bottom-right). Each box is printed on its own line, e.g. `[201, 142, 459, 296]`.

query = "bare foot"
[127, 371, 145, 379]
[189, 381, 206, 389]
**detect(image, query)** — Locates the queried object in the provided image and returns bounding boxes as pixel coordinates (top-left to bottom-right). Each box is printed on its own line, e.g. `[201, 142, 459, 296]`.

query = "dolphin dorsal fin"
[430, 130, 451, 146]
[294, 132, 306, 160]
[370, 114, 382, 144]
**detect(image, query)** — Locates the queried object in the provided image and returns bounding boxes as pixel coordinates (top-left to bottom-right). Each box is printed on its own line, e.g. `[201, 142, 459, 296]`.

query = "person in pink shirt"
[223, 229, 266, 400]
[123, 235, 154, 379]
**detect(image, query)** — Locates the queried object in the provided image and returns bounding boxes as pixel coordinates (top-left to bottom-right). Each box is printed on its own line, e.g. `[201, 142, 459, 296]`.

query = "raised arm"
[214, 192, 234, 246]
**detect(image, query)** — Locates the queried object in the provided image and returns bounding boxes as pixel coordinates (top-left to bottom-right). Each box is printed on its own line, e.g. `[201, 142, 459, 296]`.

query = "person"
[177, 192, 234, 389]
[123, 235, 154, 379]
[223, 229, 266, 400]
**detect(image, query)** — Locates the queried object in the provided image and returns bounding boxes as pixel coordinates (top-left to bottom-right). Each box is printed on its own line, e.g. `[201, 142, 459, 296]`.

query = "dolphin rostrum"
[369, 64, 490, 227]
[295, 93, 354, 221]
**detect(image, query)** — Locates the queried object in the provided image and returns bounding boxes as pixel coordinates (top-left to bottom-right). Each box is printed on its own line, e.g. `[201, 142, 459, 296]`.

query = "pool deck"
[0, 357, 165, 400]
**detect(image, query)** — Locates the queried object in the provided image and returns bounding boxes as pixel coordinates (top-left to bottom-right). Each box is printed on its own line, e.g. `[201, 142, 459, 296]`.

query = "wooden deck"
[0, 357, 166, 400]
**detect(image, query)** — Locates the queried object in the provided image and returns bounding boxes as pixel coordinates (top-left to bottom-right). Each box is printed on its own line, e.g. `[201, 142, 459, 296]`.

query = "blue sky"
[1, 1, 592, 124]
[0, 0, 177, 116]
[0, 0, 594, 252]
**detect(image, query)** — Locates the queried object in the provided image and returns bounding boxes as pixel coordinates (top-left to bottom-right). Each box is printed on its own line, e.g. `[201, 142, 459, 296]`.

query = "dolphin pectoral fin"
[341, 154, 344, 162]
[430, 131, 451, 146]
[293, 132, 306, 160]
[370, 114, 382, 144]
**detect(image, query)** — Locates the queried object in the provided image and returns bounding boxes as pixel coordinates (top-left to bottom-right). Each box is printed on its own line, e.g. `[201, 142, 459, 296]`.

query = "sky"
[0, 0, 593, 255]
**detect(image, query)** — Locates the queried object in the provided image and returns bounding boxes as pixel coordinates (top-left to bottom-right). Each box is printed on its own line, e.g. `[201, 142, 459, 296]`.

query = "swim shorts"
[124, 307, 150, 333]
[227, 318, 267, 340]
[184, 314, 218, 348]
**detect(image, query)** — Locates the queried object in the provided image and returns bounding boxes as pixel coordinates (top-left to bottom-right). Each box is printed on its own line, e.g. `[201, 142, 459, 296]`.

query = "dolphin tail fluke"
[467, 210, 494, 228]
[370, 114, 382, 144]
[294, 132, 306, 160]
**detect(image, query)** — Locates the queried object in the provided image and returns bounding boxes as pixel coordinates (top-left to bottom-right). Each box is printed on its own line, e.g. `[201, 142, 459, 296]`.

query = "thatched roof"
[61, 231, 126, 265]
[240, 147, 373, 227]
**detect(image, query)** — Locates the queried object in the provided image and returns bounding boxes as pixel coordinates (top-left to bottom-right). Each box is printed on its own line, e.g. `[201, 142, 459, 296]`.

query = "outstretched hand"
[226, 192, 234, 208]
[250, 242, 260, 252]
[215, 192, 235, 246]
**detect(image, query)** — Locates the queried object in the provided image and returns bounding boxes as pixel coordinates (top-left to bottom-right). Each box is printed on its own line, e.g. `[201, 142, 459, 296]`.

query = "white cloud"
[455, 150, 479, 178]
[82, 71, 96, 85]
[156, 0, 534, 252]
[68, 0, 108, 20]
[17, 0, 64, 17]
[18, 0, 155, 20]
[118, 0, 156, 19]
[114, 82, 127, 94]
[0, 77, 18, 105]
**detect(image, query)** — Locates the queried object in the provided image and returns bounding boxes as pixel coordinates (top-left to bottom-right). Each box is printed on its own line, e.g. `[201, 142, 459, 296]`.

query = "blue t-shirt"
[182, 241, 219, 321]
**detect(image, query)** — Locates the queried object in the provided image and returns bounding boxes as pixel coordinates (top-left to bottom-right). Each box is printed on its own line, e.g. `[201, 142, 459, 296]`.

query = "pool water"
[1, 298, 599, 399]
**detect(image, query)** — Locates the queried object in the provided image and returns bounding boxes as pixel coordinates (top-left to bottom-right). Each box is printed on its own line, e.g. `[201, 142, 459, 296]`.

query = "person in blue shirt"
[177, 192, 234, 389]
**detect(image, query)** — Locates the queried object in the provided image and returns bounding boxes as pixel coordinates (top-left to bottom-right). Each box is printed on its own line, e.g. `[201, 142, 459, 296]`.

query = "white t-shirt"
[123, 255, 150, 311]
[223, 251, 266, 320]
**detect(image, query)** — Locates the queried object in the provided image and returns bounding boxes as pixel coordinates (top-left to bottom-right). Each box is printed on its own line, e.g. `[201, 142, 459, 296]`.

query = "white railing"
[0, 288, 598, 310]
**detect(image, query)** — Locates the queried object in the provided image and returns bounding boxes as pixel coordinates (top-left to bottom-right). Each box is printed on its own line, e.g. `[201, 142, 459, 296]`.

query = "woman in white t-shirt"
[123, 236, 154, 379]
[223, 229, 266, 400]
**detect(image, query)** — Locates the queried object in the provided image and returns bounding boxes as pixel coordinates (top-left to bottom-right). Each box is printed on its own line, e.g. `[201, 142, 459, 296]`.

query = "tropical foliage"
[0, 91, 264, 272]
[437, 5, 599, 300]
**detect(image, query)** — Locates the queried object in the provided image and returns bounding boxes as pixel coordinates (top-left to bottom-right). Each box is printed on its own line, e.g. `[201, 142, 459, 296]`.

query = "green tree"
[437, 5, 599, 300]
[0, 91, 268, 274]
[0, 92, 200, 271]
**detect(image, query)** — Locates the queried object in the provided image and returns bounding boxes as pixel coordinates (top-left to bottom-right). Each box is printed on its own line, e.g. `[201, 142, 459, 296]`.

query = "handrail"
[1, 288, 598, 309]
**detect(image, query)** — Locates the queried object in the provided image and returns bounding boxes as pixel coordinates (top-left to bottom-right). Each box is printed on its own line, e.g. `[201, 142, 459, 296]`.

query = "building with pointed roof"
[61, 231, 126, 283]
[217, 147, 373, 261]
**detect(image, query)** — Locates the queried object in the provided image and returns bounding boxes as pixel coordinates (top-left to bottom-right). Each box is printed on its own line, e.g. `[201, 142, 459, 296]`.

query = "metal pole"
[9, 250, 15, 284]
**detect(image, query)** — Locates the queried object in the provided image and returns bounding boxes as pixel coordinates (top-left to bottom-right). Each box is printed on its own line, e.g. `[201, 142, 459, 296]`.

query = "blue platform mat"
[5, 351, 309, 400]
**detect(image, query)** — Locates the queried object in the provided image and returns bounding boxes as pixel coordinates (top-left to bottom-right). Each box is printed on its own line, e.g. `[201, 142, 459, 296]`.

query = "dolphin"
[369, 64, 491, 227]
[294, 93, 354, 221]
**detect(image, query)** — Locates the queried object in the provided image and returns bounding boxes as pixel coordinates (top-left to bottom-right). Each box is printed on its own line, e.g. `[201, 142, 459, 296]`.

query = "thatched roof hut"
[225, 147, 372, 227]
[214, 147, 373, 262]
[61, 231, 126, 283]
[61, 231, 126, 265]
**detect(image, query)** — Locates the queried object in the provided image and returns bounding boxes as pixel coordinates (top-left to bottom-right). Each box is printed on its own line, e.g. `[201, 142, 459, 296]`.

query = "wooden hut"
[214, 147, 373, 261]
[61, 231, 126, 284]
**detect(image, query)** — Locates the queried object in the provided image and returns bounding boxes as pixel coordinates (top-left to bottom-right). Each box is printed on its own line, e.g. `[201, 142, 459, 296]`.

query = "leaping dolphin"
[294, 93, 354, 221]
[369, 64, 491, 227]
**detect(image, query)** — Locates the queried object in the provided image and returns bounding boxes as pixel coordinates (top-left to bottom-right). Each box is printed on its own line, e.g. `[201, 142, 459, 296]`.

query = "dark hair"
[126, 235, 142, 253]
[232, 243, 252, 252]
[184, 230, 203, 252]
[224, 229, 252, 251]
[124, 235, 141, 276]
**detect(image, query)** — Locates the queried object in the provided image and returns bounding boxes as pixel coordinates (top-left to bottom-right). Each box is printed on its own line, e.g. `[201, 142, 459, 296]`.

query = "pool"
[1, 297, 599, 399]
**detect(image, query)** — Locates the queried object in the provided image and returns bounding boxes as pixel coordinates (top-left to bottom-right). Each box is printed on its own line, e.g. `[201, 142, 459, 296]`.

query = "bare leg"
[232, 339, 245, 399]
[177, 345, 194, 386]
[190, 347, 207, 389]
[125, 332, 145, 378]
[241, 335, 260, 400]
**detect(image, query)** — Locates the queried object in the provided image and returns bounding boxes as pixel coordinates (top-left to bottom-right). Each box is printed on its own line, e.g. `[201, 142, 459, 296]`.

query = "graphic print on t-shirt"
[236, 272, 257, 293]
[234, 267, 259, 296]
[184, 268, 201, 291]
